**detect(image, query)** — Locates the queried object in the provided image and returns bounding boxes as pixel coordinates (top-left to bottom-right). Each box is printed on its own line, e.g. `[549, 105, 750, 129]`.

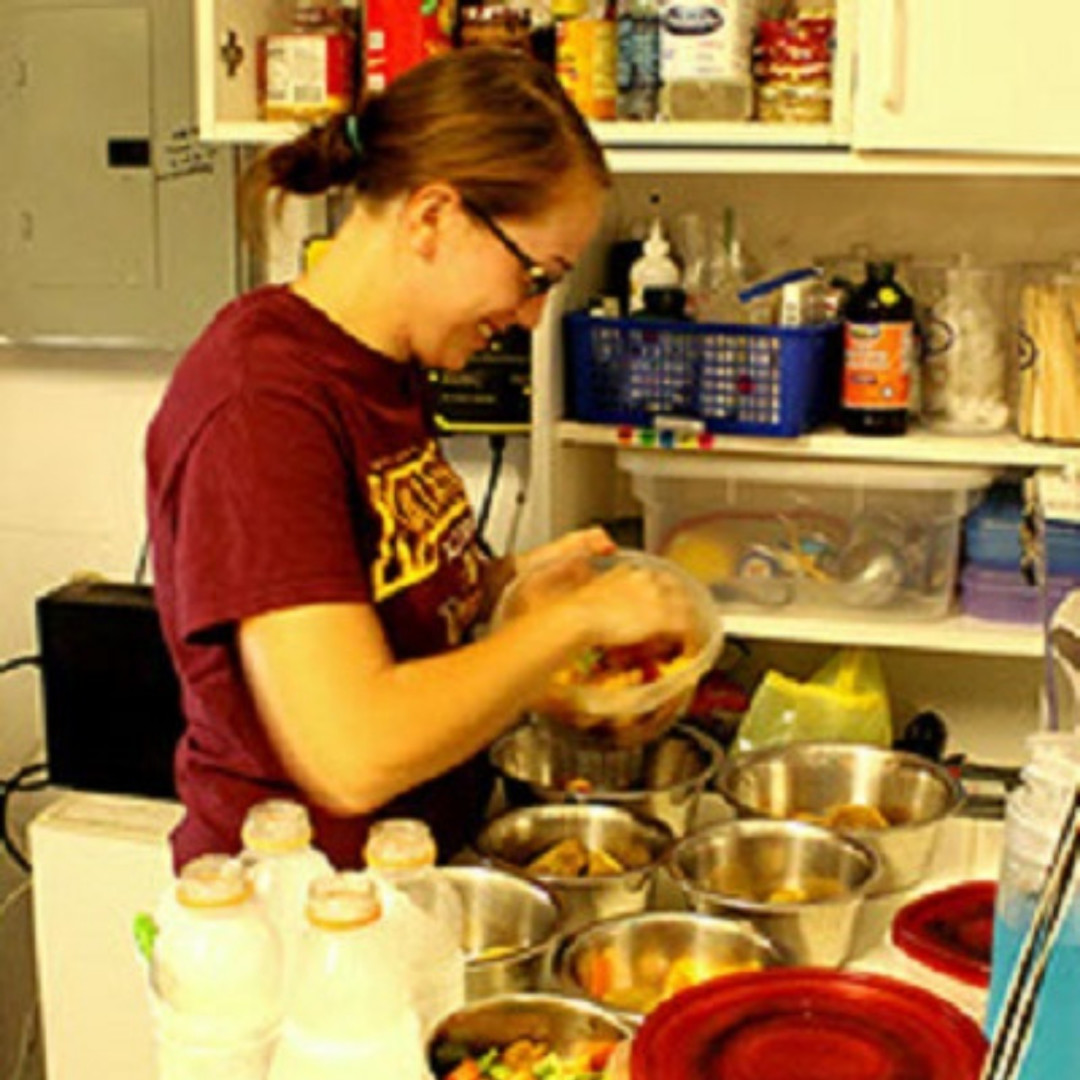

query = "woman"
[146, 48, 694, 870]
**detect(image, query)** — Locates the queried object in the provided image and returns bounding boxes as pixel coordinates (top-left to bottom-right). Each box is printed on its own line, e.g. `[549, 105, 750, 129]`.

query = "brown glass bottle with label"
[841, 261, 915, 436]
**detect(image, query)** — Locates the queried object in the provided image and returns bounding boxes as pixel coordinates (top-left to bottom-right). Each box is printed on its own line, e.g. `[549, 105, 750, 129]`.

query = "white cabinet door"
[854, 0, 1080, 156]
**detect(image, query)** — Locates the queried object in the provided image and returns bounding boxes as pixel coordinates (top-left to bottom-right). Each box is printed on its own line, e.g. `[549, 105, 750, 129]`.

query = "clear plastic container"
[909, 256, 1013, 435]
[363, 819, 466, 1035]
[269, 872, 426, 1080]
[241, 799, 332, 991]
[985, 734, 1080, 1080]
[150, 855, 282, 1080]
[491, 548, 725, 747]
[619, 451, 994, 619]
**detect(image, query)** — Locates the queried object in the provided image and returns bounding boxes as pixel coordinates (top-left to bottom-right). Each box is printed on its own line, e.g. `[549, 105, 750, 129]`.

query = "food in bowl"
[493, 549, 724, 748]
[582, 949, 762, 1015]
[524, 838, 650, 879]
[550, 639, 695, 701]
[556, 911, 779, 1021]
[441, 1037, 619, 1080]
[795, 802, 893, 830]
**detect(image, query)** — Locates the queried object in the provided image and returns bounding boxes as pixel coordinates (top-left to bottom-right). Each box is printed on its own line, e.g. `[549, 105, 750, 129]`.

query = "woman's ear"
[401, 182, 460, 260]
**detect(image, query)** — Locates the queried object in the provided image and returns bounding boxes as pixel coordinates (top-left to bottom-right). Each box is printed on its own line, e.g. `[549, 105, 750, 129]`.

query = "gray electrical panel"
[1, 0, 239, 348]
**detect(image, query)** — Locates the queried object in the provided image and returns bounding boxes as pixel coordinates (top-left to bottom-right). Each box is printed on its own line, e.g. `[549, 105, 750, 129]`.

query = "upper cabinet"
[853, 0, 1080, 157]
[193, 0, 1080, 167]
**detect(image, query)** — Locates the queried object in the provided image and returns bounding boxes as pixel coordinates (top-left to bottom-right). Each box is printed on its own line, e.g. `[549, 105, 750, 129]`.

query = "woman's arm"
[239, 558, 692, 816]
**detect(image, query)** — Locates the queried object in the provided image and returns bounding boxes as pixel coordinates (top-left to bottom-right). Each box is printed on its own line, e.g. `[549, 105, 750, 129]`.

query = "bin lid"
[630, 969, 987, 1080]
[892, 881, 996, 987]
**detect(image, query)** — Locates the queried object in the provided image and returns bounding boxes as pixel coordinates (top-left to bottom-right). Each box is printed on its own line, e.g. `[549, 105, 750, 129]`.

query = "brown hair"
[241, 48, 611, 247]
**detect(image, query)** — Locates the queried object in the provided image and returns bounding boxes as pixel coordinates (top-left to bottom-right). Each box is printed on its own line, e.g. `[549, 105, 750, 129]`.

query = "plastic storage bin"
[964, 483, 1080, 575]
[619, 451, 994, 620]
[564, 312, 841, 437]
[959, 565, 1080, 624]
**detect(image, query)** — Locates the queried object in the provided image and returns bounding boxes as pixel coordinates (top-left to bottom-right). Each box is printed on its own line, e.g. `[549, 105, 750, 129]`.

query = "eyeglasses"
[460, 195, 565, 299]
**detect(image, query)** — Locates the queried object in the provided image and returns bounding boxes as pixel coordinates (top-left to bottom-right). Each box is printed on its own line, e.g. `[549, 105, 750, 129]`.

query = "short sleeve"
[172, 389, 371, 643]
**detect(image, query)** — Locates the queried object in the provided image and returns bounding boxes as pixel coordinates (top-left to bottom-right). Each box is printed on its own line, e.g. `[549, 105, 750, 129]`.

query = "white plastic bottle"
[149, 854, 283, 1080]
[628, 197, 681, 315]
[241, 799, 332, 990]
[363, 819, 467, 1036]
[268, 872, 427, 1080]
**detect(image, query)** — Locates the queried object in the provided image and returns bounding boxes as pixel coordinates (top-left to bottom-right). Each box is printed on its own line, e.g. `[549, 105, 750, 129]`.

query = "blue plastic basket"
[564, 312, 842, 437]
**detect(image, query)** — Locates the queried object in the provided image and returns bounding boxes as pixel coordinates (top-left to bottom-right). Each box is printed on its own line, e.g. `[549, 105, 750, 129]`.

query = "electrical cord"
[0, 655, 40, 677]
[134, 532, 150, 585]
[475, 433, 507, 558]
[0, 763, 48, 873]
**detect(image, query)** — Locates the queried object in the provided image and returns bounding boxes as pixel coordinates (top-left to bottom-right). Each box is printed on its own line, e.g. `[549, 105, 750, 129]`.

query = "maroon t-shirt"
[146, 285, 493, 870]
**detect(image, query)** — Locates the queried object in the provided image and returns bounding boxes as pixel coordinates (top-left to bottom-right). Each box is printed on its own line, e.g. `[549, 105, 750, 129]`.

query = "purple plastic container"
[960, 566, 1080, 624]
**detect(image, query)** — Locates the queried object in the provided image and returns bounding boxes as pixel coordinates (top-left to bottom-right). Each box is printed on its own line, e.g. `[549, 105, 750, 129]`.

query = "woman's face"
[411, 173, 606, 371]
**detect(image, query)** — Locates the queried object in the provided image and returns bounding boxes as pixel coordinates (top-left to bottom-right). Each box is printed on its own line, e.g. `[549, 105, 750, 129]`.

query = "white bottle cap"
[363, 819, 438, 871]
[306, 872, 382, 930]
[241, 799, 314, 854]
[176, 854, 252, 909]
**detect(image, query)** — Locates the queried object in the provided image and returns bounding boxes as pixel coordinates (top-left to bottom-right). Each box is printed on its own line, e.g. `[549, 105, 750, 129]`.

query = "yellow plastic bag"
[734, 647, 892, 755]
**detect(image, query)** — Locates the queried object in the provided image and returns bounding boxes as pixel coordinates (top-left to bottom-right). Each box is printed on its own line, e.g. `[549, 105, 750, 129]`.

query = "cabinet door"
[854, 0, 1080, 156]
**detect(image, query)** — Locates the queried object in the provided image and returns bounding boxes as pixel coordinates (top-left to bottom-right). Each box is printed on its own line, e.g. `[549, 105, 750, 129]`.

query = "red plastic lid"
[631, 969, 987, 1080]
[892, 881, 996, 988]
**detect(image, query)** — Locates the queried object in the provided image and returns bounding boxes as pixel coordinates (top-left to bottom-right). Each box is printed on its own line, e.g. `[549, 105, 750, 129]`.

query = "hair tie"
[344, 114, 364, 160]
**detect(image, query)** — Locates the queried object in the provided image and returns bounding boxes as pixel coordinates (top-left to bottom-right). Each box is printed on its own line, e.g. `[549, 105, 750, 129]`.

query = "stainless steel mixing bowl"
[553, 910, 780, 1024]
[717, 740, 964, 894]
[474, 803, 675, 931]
[489, 720, 723, 836]
[442, 866, 563, 1002]
[668, 818, 878, 968]
[427, 993, 634, 1079]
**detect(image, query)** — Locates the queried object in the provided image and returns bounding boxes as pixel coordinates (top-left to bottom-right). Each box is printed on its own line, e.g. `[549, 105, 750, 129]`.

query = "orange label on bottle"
[842, 322, 914, 410]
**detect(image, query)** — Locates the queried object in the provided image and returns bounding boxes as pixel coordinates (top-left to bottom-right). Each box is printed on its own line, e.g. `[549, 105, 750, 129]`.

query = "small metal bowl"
[717, 741, 964, 894]
[427, 993, 634, 1079]
[474, 804, 675, 931]
[442, 866, 562, 1002]
[554, 910, 780, 1024]
[668, 818, 878, 968]
[490, 720, 723, 836]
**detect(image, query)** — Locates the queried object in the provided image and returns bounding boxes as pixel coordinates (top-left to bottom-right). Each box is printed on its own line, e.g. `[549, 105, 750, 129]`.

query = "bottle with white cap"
[628, 195, 681, 315]
[149, 854, 283, 1080]
[363, 819, 467, 1036]
[268, 872, 426, 1080]
[241, 799, 332, 989]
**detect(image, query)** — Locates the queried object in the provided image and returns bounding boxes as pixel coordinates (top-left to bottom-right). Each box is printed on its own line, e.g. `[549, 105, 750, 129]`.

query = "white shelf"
[600, 147, 1080, 177]
[591, 120, 847, 150]
[201, 120, 304, 144]
[557, 421, 1080, 470]
[720, 608, 1045, 658]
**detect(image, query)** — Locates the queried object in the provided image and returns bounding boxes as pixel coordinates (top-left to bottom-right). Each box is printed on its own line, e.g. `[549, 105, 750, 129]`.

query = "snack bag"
[734, 647, 892, 755]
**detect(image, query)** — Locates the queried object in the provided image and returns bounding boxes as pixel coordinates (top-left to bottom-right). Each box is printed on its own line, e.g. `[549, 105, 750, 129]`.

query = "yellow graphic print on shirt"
[368, 439, 484, 644]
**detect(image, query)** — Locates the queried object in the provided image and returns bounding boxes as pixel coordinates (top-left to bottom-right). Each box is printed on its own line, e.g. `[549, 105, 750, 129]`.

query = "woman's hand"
[513, 526, 616, 580]
[561, 562, 698, 649]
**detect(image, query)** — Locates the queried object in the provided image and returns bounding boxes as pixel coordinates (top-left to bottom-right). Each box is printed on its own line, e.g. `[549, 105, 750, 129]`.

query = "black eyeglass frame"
[460, 195, 564, 299]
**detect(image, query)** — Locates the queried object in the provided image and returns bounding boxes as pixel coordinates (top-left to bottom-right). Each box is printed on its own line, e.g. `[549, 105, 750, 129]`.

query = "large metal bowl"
[442, 866, 563, 1002]
[427, 993, 634, 1079]
[474, 804, 674, 931]
[490, 720, 723, 836]
[717, 741, 964, 894]
[667, 818, 878, 968]
[554, 910, 781, 1024]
